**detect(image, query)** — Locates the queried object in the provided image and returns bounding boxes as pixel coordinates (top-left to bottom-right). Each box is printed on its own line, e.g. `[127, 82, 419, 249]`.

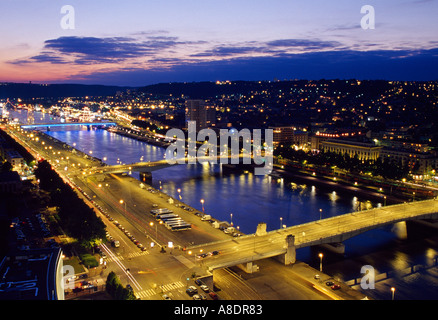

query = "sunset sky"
[1, 0, 437, 86]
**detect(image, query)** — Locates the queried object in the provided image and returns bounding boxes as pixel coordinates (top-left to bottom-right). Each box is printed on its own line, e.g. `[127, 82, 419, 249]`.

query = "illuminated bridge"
[88, 154, 262, 175]
[187, 199, 438, 273]
[20, 121, 117, 130]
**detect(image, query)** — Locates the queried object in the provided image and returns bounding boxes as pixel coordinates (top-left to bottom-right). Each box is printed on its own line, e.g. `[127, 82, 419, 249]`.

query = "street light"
[119, 199, 126, 215]
[200, 199, 205, 213]
[230, 213, 233, 226]
[319, 253, 323, 272]
[319, 208, 323, 220]
[177, 188, 182, 200]
[280, 217, 283, 229]
[391, 287, 396, 300]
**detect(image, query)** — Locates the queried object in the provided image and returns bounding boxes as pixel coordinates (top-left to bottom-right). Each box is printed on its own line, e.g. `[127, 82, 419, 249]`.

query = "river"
[9, 109, 438, 300]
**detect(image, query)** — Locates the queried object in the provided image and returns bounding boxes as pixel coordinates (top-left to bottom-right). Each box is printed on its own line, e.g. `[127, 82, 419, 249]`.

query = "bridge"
[88, 154, 259, 175]
[20, 121, 117, 130]
[187, 199, 438, 273]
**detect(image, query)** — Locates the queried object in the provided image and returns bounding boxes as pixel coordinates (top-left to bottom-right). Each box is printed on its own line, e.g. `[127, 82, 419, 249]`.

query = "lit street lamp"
[119, 199, 126, 215]
[391, 287, 396, 300]
[319, 253, 323, 272]
[200, 199, 205, 213]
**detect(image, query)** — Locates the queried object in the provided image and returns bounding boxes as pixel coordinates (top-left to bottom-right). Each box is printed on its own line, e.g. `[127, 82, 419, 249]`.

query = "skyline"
[1, 0, 438, 86]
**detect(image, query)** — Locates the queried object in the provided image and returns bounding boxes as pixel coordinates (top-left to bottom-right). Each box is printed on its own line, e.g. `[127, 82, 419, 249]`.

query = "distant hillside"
[138, 81, 262, 99]
[137, 79, 392, 100]
[0, 83, 134, 99]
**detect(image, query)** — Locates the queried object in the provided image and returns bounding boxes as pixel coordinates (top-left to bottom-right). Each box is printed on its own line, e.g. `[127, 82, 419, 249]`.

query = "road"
[188, 198, 438, 272]
[6, 125, 366, 300]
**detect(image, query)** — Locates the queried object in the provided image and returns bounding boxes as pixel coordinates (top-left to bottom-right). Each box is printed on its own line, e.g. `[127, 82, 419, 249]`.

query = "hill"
[0, 82, 134, 99]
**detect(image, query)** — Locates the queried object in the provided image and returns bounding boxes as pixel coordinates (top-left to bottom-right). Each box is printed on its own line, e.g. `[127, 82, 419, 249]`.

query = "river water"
[10, 109, 438, 300]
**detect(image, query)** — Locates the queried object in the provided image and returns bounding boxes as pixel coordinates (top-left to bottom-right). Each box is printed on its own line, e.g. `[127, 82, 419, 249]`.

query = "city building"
[271, 126, 294, 145]
[185, 100, 216, 131]
[310, 135, 328, 151]
[0, 171, 22, 193]
[5, 150, 24, 171]
[0, 248, 65, 300]
[321, 139, 382, 161]
[380, 148, 438, 175]
[292, 131, 309, 148]
[271, 127, 308, 148]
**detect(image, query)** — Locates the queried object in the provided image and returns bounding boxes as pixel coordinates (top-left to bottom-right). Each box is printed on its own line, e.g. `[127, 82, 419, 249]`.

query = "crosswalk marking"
[105, 255, 124, 262]
[106, 251, 149, 262]
[135, 289, 156, 299]
[134, 281, 185, 299]
[161, 281, 185, 292]
[127, 251, 149, 259]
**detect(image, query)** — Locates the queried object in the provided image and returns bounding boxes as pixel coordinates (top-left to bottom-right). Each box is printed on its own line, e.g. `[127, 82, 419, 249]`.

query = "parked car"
[200, 284, 210, 293]
[186, 286, 198, 296]
[209, 292, 219, 300]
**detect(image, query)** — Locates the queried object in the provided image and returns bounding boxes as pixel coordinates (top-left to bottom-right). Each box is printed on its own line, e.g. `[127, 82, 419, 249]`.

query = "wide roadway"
[8, 126, 361, 300]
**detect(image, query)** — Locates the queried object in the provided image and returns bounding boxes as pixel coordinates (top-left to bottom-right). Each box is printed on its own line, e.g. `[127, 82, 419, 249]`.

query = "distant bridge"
[20, 121, 117, 130]
[187, 199, 438, 272]
[89, 154, 259, 174]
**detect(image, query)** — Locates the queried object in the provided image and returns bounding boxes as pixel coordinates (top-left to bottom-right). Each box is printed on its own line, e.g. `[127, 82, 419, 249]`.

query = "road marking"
[100, 243, 143, 291]
[173, 255, 195, 269]
[160, 281, 184, 292]
[135, 281, 184, 299]
[127, 251, 149, 259]
[135, 289, 156, 299]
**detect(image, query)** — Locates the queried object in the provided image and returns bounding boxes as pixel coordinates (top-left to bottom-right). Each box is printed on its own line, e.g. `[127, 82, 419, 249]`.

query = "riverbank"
[106, 125, 171, 148]
[272, 166, 405, 205]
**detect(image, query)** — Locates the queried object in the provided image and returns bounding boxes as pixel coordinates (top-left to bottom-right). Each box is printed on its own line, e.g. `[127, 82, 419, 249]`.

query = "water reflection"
[11, 109, 438, 299]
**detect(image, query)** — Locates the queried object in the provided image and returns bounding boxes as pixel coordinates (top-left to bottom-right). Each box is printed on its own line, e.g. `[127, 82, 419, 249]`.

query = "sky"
[0, 0, 437, 86]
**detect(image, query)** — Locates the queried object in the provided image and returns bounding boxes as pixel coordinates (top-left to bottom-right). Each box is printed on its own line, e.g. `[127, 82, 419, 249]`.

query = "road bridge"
[187, 199, 438, 273]
[19, 121, 117, 130]
[88, 154, 258, 176]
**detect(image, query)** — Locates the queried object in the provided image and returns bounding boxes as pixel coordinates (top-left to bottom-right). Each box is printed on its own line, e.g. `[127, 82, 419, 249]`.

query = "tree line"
[275, 146, 412, 180]
[34, 160, 106, 246]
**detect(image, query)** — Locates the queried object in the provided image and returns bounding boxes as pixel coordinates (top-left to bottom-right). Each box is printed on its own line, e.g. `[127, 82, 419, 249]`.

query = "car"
[162, 294, 172, 300]
[199, 294, 207, 300]
[195, 279, 203, 286]
[326, 281, 334, 286]
[200, 284, 210, 293]
[186, 286, 198, 296]
[209, 292, 218, 300]
[314, 274, 320, 280]
[331, 284, 341, 290]
[196, 253, 208, 259]
[192, 294, 202, 300]
[208, 251, 220, 256]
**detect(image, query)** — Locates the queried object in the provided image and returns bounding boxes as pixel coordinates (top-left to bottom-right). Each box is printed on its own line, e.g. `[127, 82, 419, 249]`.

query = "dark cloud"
[190, 39, 341, 59]
[10, 35, 191, 65]
[190, 46, 263, 57]
[265, 39, 342, 50]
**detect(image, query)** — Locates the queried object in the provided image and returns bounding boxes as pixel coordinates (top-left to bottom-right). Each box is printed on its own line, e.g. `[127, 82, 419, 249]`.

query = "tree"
[0, 161, 12, 173]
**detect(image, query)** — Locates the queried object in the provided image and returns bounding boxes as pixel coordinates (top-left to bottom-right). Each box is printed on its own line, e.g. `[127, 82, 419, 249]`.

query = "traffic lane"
[232, 260, 331, 300]
[213, 268, 261, 300]
[94, 173, 233, 247]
